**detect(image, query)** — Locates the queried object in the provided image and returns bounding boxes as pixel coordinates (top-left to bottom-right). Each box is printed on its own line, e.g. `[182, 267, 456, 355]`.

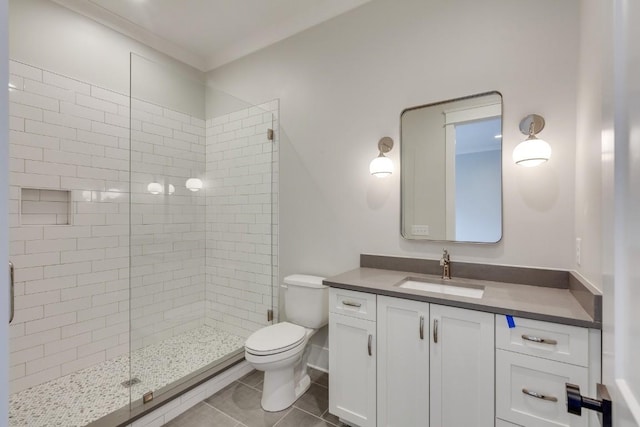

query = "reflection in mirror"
[401, 92, 502, 243]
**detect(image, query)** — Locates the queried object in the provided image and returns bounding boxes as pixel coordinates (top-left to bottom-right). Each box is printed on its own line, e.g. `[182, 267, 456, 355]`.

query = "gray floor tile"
[274, 408, 334, 427]
[308, 369, 328, 388]
[294, 383, 329, 417]
[205, 381, 288, 427]
[238, 370, 264, 389]
[163, 402, 239, 427]
[322, 410, 340, 425]
[322, 410, 348, 426]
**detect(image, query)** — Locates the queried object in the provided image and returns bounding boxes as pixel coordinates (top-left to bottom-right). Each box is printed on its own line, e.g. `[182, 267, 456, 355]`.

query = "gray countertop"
[324, 267, 601, 329]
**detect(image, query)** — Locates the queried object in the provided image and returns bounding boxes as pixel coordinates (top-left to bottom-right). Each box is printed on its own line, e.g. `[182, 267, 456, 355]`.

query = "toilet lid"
[245, 322, 306, 355]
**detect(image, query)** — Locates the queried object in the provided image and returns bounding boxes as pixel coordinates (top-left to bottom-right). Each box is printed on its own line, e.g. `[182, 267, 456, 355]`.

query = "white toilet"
[244, 274, 328, 412]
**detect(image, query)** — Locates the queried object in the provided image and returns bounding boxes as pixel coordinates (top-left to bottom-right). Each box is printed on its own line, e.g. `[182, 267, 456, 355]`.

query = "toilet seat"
[245, 322, 306, 356]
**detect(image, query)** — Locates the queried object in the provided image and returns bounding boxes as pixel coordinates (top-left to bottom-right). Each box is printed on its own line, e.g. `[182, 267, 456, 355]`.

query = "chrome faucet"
[440, 249, 451, 279]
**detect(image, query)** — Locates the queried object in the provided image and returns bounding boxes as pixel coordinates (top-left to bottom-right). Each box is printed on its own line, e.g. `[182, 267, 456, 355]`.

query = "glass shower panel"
[7, 60, 132, 426]
[129, 54, 277, 405]
[204, 85, 278, 342]
[129, 53, 208, 403]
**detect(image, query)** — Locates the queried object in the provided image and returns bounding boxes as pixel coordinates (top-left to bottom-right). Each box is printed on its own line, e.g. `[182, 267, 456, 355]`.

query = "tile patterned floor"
[164, 368, 346, 427]
[9, 326, 245, 427]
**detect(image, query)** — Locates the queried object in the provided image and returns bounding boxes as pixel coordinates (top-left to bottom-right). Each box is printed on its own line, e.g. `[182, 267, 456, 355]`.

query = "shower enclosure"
[7, 54, 278, 426]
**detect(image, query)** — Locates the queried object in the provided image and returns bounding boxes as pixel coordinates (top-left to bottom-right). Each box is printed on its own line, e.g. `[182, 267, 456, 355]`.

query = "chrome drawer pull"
[522, 388, 558, 402]
[522, 334, 558, 345]
[342, 300, 362, 308]
[367, 334, 373, 356]
[419, 315, 424, 340]
[433, 319, 438, 343]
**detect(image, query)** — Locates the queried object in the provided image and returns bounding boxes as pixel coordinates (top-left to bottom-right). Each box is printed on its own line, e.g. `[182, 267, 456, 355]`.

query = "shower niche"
[20, 188, 71, 226]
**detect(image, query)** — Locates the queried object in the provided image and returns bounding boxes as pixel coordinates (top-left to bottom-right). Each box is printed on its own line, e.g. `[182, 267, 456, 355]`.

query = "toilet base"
[261, 369, 311, 412]
[294, 373, 311, 399]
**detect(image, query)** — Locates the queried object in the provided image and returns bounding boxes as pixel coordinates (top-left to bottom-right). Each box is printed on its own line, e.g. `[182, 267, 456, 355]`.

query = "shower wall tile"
[205, 100, 279, 338]
[9, 59, 277, 402]
[7, 59, 206, 394]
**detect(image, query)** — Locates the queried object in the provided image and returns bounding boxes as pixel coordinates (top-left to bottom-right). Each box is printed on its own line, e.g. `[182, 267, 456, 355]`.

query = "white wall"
[207, 0, 581, 280]
[9, 0, 205, 117]
[1, 0, 10, 422]
[574, 0, 608, 290]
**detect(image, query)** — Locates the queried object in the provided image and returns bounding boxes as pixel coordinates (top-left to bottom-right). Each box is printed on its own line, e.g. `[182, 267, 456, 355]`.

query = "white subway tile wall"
[9, 61, 132, 394]
[129, 92, 207, 365]
[8, 60, 279, 403]
[205, 100, 279, 337]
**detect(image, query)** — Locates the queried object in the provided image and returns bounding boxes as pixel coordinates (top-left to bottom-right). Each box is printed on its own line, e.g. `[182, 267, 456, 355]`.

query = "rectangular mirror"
[401, 91, 502, 243]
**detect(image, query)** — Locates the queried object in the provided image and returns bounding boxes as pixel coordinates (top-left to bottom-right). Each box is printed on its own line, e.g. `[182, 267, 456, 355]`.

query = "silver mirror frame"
[399, 90, 504, 243]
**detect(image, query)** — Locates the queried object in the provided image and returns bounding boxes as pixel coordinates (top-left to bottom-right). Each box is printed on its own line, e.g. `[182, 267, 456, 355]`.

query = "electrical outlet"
[412, 225, 430, 236]
[575, 238, 582, 265]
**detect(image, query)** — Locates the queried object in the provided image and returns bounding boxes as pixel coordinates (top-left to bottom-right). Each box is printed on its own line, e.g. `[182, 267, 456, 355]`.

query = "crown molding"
[49, 0, 208, 71]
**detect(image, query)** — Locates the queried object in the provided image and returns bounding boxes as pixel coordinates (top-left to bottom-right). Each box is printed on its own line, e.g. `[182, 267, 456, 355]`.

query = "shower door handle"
[9, 261, 15, 324]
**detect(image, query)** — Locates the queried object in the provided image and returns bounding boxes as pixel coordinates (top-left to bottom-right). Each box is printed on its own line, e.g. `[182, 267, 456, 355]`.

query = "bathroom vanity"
[325, 256, 602, 427]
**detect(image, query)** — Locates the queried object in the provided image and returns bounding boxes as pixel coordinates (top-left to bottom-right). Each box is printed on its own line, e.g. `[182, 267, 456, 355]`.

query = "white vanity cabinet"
[328, 287, 600, 427]
[330, 289, 495, 427]
[329, 288, 377, 427]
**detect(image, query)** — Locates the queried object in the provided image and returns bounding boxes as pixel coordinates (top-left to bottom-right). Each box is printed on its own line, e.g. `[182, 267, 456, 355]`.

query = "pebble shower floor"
[9, 326, 245, 427]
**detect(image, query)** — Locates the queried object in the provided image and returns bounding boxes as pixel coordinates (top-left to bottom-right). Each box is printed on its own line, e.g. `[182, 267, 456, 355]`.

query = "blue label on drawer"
[506, 315, 515, 328]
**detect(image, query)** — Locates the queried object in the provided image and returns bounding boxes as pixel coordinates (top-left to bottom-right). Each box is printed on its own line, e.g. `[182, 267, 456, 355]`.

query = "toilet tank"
[283, 274, 328, 329]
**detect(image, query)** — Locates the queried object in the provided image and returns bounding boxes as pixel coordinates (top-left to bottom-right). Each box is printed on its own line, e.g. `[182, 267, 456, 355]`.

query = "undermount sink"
[398, 279, 485, 299]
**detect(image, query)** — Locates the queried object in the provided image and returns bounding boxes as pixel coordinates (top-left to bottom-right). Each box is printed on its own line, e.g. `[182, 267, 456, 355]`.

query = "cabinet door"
[377, 296, 429, 427]
[430, 304, 495, 427]
[329, 312, 376, 427]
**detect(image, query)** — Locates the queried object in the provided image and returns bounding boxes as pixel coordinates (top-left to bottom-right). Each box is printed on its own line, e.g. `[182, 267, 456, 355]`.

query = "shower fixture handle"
[9, 261, 15, 324]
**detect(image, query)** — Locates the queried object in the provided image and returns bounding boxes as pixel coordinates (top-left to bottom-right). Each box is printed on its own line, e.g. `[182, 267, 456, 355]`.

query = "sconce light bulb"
[370, 154, 394, 178]
[185, 178, 203, 192]
[513, 136, 551, 167]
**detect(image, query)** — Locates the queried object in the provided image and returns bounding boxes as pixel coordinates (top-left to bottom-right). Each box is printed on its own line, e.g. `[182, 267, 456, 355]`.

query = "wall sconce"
[185, 178, 203, 192]
[513, 114, 551, 167]
[369, 137, 394, 178]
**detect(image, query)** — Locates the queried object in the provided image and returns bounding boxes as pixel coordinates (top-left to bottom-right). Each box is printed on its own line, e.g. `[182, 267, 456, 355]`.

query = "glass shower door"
[129, 53, 278, 406]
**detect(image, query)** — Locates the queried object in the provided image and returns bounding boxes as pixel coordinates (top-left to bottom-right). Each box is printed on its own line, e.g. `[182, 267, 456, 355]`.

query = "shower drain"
[121, 377, 142, 388]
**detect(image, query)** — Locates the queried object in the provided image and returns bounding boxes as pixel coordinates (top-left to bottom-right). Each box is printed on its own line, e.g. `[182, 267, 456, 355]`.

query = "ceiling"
[50, 0, 372, 72]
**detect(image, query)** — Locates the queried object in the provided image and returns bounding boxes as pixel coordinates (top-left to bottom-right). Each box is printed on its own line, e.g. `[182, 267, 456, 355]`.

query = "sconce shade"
[370, 154, 394, 177]
[513, 135, 551, 167]
[185, 178, 203, 192]
[514, 114, 551, 167]
[370, 136, 394, 178]
[147, 182, 163, 194]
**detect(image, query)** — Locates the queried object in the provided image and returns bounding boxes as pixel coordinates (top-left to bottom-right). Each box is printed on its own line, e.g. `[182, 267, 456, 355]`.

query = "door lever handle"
[566, 383, 612, 427]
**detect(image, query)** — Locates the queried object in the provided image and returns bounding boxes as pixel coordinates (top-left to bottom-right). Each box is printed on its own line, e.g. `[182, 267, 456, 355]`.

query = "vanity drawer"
[496, 316, 589, 366]
[496, 350, 588, 427]
[329, 288, 376, 321]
